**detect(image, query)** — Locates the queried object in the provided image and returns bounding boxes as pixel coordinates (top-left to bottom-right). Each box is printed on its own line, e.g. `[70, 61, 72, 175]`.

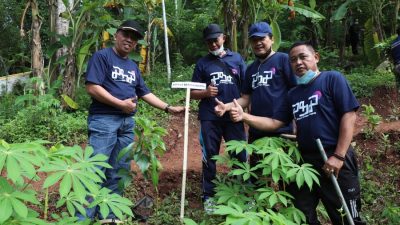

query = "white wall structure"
[0, 72, 30, 95]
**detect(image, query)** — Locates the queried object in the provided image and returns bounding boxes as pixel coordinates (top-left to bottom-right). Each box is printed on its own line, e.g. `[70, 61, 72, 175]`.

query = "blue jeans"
[81, 114, 135, 220]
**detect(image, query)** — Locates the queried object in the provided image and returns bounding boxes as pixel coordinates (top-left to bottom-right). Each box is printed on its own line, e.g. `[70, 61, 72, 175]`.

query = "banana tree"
[242, 0, 324, 52]
[59, 0, 110, 101]
[48, 0, 73, 87]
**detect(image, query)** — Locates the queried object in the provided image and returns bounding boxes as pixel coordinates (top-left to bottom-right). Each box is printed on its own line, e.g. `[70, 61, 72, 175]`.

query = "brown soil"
[25, 87, 400, 222]
[139, 86, 400, 220]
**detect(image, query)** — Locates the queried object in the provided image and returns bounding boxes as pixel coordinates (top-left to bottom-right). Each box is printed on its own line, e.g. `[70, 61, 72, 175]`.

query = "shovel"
[316, 138, 355, 225]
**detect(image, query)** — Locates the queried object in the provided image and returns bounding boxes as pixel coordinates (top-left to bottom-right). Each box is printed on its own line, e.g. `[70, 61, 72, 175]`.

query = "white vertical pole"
[161, 0, 171, 83]
[180, 87, 191, 220]
[175, 0, 178, 17]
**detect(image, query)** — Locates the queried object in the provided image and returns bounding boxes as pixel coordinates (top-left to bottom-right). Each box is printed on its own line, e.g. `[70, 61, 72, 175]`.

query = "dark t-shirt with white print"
[282, 71, 359, 154]
[86, 47, 150, 115]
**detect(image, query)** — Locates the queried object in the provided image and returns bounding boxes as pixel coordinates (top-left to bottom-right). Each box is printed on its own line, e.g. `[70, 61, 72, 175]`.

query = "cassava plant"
[117, 116, 168, 192]
[185, 137, 320, 225]
[0, 140, 134, 224]
[361, 104, 382, 139]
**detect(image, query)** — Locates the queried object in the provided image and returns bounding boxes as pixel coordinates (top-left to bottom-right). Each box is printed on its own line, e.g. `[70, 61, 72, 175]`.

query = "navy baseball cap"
[248, 22, 273, 38]
[203, 24, 223, 40]
[118, 20, 144, 39]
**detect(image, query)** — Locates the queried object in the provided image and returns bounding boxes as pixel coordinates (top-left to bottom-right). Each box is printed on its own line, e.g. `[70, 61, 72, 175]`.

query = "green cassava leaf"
[0, 198, 13, 223]
[11, 198, 28, 218]
[43, 171, 65, 188]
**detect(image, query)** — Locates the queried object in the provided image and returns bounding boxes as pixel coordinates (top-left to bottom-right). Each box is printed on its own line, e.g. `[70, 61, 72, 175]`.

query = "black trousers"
[394, 64, 400, 96]
[199, 120, 247, 200]
[287, 148, 366, 225]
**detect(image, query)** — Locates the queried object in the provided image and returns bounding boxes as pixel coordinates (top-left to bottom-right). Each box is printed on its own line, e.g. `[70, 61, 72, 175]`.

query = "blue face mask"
[296, 70, 318, 85]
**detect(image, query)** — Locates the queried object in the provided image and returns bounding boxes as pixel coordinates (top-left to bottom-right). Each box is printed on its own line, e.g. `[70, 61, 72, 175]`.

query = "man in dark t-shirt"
[215, 21, 296, 171]
[229, 41, 365, 225]
[84, 20, 184, 222]
[190, 24, 247, 212]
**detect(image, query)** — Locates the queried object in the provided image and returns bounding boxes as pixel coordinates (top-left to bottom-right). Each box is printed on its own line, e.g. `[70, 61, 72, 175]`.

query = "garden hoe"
[171, 82, 206, 221]
[316, 138, 355, 225]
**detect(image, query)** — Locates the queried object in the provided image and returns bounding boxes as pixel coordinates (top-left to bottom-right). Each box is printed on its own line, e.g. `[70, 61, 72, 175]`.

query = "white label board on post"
[171, 81, 205, 220]
[171, 82, 206, 90]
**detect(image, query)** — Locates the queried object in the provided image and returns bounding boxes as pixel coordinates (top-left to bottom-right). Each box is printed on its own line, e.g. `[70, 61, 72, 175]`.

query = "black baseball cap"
[118, 20, 144, 39]
[203, 24, 223, 40]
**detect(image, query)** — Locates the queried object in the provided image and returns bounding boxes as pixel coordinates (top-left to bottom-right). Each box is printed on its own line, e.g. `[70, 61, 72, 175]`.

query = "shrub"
[346, 66, 395, 98]
[185, 137, 320, 225]
[0, 106, 87, 144]
[0, 140, 134, 224]
[361, 104, 382, 139]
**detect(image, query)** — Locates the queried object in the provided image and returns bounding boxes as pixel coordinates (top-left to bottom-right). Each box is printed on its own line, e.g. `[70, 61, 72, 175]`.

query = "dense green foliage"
[0, 1, 399, 224]
[0, 141, 134, 224]
[346, 67, 395, 98]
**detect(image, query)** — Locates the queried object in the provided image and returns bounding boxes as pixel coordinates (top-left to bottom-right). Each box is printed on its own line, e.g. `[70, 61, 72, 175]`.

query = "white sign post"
[171, 82, 206, 220]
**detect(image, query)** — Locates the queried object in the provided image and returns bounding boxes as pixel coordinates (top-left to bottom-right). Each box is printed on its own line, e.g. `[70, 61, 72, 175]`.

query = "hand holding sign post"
[171, 82, 206, 220]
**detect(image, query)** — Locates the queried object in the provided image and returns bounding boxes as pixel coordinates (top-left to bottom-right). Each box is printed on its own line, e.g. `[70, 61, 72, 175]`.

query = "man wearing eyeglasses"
[84, 20, 184, 223]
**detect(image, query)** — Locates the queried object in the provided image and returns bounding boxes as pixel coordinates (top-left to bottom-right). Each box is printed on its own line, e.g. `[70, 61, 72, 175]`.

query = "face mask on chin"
[296, 69, 318, 85]
[210, 45, 224, 56]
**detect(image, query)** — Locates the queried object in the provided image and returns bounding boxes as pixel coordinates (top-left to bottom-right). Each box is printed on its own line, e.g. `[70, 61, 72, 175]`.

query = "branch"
[20, 1, 31, 38]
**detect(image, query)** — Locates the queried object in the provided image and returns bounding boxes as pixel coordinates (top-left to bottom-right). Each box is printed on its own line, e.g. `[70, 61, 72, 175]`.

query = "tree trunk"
[60, 0, 86, 101]
[51, 0, 71, 86]
[145, 15, 151, 74]
[30, 0, 45, 94]
[56, 0, 71, 42]
[239, 0, 249, 59]
[325, 4, 333, 48]
[393, 0, 400, 35]
[339, 19, 349, 65]
[61, 45, 77, 99]
[231, 0, 237, 52]
[48, 0, 58, 85]
[222, 0, 237, 51]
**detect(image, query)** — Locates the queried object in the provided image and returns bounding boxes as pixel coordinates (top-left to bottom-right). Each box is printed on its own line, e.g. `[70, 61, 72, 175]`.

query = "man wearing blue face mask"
[190, 23, 247, 214]
[229, 41, 365, 225]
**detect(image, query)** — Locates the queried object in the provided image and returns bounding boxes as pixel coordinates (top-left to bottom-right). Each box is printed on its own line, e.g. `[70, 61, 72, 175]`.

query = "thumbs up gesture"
[214, 98, 226, 117]
[230, 99, 243, 122]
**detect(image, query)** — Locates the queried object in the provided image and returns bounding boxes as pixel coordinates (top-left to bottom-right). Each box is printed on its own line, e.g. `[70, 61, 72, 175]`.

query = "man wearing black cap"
[190, 23, 247, 213]
[215, 21, 296, 174]
[84, 19, 184, 222]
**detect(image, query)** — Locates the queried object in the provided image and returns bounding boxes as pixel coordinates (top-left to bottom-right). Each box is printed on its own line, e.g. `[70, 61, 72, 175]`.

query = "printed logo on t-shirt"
[251, 70, 274, 89]
[292, 90, 322, 120]
[210, 72, 233, 86]
[111, 66, 136, 84]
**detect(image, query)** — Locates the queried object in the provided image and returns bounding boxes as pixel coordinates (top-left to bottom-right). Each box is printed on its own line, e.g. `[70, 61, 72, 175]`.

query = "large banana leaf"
[281, 3, 325, 20]
[331, 0, 356, 21]
[271, 20, 281, 51]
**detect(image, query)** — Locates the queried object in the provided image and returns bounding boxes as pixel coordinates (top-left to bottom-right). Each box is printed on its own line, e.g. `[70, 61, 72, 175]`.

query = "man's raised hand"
[230, 99, 243, 122]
